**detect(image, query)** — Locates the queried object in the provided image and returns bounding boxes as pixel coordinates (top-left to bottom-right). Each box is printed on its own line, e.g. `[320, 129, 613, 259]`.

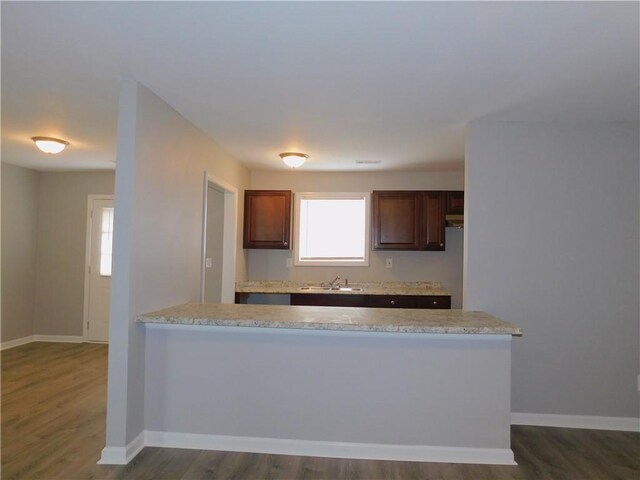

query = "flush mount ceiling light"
[279, 152, 308, 168]
[31, 136, 70, 154]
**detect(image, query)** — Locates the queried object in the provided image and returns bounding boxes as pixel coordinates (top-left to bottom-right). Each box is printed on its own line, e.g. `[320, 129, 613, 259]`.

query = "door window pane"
[100, 207, 114, 276]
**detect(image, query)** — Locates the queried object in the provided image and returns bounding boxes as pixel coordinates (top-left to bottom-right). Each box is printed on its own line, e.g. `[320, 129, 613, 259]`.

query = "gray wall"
[1, 163, 39, 342]
[105, 81, 250, 450]
[144, 325, 512, 452]
[249, 171, 465, 307]
[34, 171, 115, 336]
[465, 121, 639, 418]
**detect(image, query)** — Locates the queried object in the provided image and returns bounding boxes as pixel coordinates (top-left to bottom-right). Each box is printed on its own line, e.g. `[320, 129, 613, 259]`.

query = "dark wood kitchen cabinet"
[372, 190, 447, 251]
[371, 191, 422, 250]
[423, 191, 446, 251]
[446, 191, 464, 215]
[290, 293, 451, 309]
[243, 190, 292, 249]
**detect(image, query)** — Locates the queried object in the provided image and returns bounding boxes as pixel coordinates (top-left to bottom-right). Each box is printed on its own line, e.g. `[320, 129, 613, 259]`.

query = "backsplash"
[247, 228, 463, 308]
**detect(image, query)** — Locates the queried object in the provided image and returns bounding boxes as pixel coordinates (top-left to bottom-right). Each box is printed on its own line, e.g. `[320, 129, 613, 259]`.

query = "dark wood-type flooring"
[2, 342, 638, 480]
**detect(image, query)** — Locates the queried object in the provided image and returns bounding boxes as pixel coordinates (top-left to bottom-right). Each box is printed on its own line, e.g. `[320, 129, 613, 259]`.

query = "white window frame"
[293, 192, 370, 267]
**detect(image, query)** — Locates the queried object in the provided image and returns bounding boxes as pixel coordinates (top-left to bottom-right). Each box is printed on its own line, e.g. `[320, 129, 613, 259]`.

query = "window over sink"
[294, 192, 370, 266]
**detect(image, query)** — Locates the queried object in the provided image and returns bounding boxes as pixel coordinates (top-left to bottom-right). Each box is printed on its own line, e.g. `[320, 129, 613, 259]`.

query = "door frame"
[82, 194, 115, 342]
[200, 172, 238, 303]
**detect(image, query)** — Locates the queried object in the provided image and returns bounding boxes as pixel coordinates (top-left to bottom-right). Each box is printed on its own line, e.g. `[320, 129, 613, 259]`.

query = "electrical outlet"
[205, 258, 212, 268]
[386, 258, 393, 268]
[286, 258, 293, 268]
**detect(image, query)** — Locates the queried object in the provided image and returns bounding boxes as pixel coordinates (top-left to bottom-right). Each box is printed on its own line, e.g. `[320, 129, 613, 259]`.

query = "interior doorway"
[83, 195, 115, 342]
[205, 186, 225, 302]
[200, 173, 237, 304]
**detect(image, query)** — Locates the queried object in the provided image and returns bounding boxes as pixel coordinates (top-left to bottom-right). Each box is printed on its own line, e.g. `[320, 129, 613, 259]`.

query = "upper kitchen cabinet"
[423, 191, 446, 251]
[243, 190, 292, 249]
[446, 191, 464, 215]
[372, 190, 453, 251]
[372, 191, 422, 250]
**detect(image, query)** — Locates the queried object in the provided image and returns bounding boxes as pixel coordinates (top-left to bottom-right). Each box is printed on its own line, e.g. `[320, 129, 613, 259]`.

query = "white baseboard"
[33, 335, 84, 343]
[511, 413, 640, 432]
[144, 430, 516, 465]
[1, 335, 85, 350]
[1, 335, 36, 350]
[98, 431, 145, 465]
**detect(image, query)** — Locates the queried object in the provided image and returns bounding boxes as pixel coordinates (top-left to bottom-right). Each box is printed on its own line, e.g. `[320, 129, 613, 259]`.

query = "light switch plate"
[386, 258, 393, 268]
[205, 258, 212, 268]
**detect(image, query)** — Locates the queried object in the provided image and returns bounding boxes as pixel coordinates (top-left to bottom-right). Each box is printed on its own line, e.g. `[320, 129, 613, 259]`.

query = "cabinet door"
[372, 191, 422, 250]
[423, 192, 446, 251]
[416, 295, 451, 309]
[446, 191, 464, 215]
[243, 190, 291, 249]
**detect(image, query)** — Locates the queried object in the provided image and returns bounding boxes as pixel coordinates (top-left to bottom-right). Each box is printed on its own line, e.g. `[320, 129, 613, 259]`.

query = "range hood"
[445, 214, 464, 229]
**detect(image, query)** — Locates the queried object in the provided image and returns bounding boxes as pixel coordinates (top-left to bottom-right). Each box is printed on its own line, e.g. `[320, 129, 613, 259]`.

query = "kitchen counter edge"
[236, 280, 450, 296]
[137, 303, 522, 336]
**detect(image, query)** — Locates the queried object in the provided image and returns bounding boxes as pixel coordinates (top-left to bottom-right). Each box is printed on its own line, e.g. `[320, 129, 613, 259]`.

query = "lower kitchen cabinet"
[290, 294, 367, 308]
[290, 294, 451, 309]
[416, 295, 450, 309]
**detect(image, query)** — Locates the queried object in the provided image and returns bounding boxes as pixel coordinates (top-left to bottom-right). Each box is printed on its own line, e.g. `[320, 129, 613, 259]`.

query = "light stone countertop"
[235, 280, 450, 296]
[138, 303, 522, 336]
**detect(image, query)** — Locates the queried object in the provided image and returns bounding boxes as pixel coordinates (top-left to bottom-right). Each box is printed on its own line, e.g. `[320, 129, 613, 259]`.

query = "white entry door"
[86, 197, 114, 342]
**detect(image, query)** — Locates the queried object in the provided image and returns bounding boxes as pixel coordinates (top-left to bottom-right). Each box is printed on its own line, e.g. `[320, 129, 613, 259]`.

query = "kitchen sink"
[298, 286, 362, 292]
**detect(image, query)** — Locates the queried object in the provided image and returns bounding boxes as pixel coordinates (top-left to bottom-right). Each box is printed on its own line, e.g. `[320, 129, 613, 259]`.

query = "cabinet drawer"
[364, 295, 419, 308]
[290, 294, 366, 307]
[416, 296, 451, 309]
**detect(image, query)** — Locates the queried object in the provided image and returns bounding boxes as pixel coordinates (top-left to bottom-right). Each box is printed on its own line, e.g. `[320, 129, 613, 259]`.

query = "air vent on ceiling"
[355, 160, 381, 164]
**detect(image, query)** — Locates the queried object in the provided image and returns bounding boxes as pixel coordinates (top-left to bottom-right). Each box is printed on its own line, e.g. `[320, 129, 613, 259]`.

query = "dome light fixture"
[279, 152, 308, 168]
[31, 136, 70, 154]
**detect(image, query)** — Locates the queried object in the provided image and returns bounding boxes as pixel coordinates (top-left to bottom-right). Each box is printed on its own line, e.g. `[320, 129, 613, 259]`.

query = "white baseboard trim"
[1, 335, 36, 350]
[144, 430, 516, 465]
[98, 431, 145, 465]
[1, 335, 85, 350]
[512, 413, 640, 432]
[33, 335, 84, 343]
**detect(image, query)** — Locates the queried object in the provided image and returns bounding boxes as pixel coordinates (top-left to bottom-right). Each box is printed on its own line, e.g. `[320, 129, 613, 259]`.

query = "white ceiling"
[2, 2, 638, 172]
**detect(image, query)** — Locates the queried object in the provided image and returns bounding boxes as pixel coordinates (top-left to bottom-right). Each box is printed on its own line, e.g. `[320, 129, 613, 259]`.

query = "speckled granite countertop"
[235, 280, 450, 296]
[138, 303, 521, 335]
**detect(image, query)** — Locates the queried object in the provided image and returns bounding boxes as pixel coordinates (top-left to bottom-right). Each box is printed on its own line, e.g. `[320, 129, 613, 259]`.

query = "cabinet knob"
[390, 300, 395, 305]
[433, 301, 438, 305]
[284, 241, 288, 246]
[439, 243, 444, 247]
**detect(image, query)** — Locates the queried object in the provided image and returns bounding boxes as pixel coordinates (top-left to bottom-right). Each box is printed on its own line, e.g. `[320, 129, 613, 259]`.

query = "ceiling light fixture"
[31, 136, 70, 154]
[279, 152, 308, 168]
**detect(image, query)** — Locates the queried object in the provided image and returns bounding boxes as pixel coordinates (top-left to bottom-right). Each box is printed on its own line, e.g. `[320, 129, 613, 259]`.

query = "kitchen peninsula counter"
[140, 302, 520, 465]
[138, 302, 521, 336]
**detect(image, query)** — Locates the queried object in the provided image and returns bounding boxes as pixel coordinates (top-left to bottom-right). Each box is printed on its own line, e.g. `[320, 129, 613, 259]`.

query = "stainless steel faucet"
[325, 276, 341, 288]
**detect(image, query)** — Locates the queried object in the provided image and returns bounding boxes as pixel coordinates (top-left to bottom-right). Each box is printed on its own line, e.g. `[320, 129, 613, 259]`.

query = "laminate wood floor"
[2, 342, 638, 480]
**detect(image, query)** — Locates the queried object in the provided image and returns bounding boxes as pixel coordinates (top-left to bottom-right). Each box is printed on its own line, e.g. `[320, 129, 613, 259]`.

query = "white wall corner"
[511, 413, 640, 432]
[97, 430, 145, 465]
